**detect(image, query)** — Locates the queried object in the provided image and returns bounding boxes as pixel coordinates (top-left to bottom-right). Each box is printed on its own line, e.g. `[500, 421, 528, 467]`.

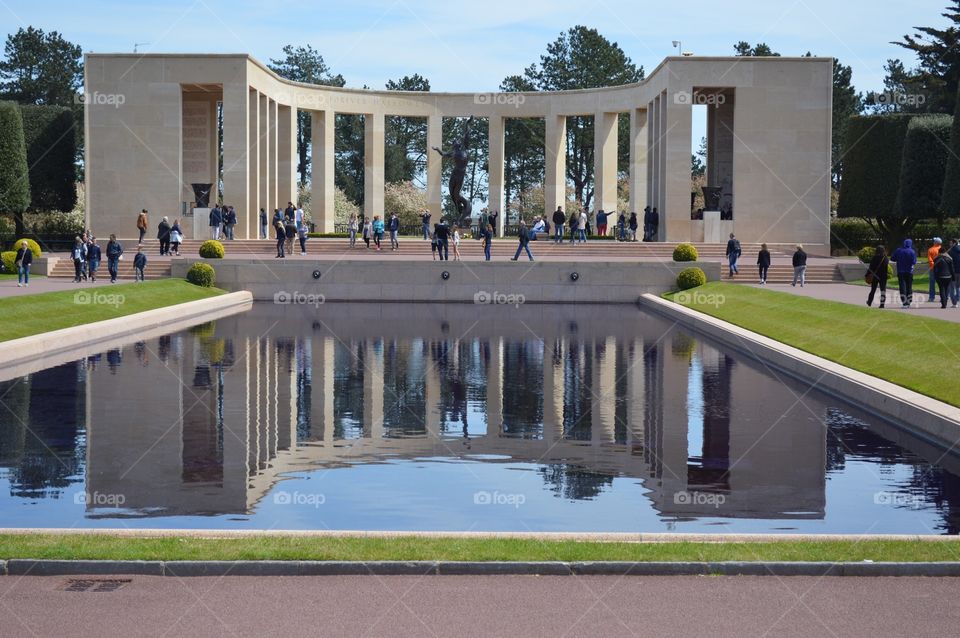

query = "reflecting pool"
[1, 303, 958, 534]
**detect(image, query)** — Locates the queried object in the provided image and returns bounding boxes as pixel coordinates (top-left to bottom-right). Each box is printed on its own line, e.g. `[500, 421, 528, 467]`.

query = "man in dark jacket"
[791, 245, 808, 287]
[157, 217, 171, 255]
[890, 239, 918, 308]
[511, 220, 534, 261]
[434, 220, 449, 261]
[866, 245, 889, 308]
[649, 208, 659, 241]
[105, 234, 124, 283]
[725, 233, 741, 277]
[388, 213, 400, 250]
[551, 207, 565, 243]
[420, 211, 431, 240]
[209, 205, 222, 240]
[948, 238, 960, 308]
[14, 240, 32, 287]
[890, 239, 917, 308]
[933, 247, 955, 308]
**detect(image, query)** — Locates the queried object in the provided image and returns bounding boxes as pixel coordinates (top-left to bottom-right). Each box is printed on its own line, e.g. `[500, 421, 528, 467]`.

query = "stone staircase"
[48, 259, 172, 281]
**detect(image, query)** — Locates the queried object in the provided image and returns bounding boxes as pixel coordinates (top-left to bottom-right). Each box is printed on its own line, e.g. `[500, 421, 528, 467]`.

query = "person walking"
[891, 239, 918, 308]
[157, 217, 170, 256]
[482, 223, 494, 261]
[362, 217, 372, 249]
[105, 234, 123, 283]
[578, 210, 588, 243]
[274, 215, 286, 258]
[933, 245, 955, 308]
[948, 238, 960, 308]
[725, 233, 741, 277]
[866, 245, 889, 308]
[791, 244, 807, 287]
[71, 237, 84, 283]
[420, 210, 431, 240]
[596, 209, 608, 237]
[628, 212, 639, 241]
[927, 238, 943, 303]
[511, 220, 534, 261]
[14, 240, 32, 287]
[487, 211, 499, 237]
[552, 206, 566, 244]
[452, 224, 462, 261]
[78, 233, 89, 281]
[372, 215, 384, 250]
[209, 204, 222, 240]
[136, 209, 148, 244]
[169, 218, 183, 256]
[259, 208, 268, 239]
[86, 236, 101, 282]
[348, 213, 359, 248]
[388, 213, 400, 250]
[435, 219, 450, 261]
[133, 246, 147, 282]
[757, 243, 771, 285]
[284, 209, 297, 255]
[224, 206, 237, 240]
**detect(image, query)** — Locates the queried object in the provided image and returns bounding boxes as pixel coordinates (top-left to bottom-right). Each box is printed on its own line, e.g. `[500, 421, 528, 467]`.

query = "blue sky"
[0, 0, 947, 95]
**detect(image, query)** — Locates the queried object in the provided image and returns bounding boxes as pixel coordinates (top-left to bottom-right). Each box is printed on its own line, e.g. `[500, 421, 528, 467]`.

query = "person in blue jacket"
[105, 234, 124, 283]
[890, 238, 918, 308]
[86, 236, 102, 282]
[133, 246, 147, 282]
[388, 213, 400, 250]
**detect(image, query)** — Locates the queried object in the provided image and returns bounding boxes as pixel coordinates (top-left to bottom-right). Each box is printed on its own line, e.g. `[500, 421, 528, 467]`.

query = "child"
[133, 246, 147, 282]
[431, 229, 439, 261]
[452, 224, 461, 261]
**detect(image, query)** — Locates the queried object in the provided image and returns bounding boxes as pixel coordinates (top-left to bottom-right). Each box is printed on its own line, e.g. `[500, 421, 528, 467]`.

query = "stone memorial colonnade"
[84, 53, 832, 244]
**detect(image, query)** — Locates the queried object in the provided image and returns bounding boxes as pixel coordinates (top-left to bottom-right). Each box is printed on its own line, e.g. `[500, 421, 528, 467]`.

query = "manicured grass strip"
[663, 282, 960, 407]
[0, 280, 224, 342]
[0, 534, 957, 563]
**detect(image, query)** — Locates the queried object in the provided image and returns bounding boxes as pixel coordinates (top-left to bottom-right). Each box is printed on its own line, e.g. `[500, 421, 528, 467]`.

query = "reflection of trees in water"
[562, 340, 592, 441]
[382, 339, 426, 437]
[0, 363, 85, 498]
[825, 408, 960, 534]
[538, 464, 614, 501]
[501, 340, 544, 438]
[333, 340, 365, 437]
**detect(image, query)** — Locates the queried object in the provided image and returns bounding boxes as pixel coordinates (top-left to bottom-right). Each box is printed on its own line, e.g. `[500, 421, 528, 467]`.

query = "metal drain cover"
[60, 578, 131, 592]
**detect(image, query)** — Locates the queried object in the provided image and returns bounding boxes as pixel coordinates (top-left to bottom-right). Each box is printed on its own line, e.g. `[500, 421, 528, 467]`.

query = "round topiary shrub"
[676, 267, 707, 290]
[186, 262, 216, 287]
[13, 238, 41, 258]
[0, 251, 17, 273]
[199, 239, 225, 259]
[857, 246, 876, 264]
[672, 242, 698, 262]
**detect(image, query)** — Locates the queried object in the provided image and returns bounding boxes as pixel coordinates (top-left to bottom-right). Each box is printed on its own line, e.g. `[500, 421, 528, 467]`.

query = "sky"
[0, 0, 947, 96]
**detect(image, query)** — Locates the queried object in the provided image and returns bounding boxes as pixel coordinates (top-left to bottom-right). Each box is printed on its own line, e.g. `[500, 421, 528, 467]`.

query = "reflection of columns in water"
[362, 339, 384, 439]
[318, 337, 335, 447]
[642, 340, 664, 474]
[657, 334, 691, 497]
[625, 338, 645, 449]
[424, 347, 442, 440]
[591, 337, 616, 444]
[542, 337, 564, 442]
[485, 338, 503, 436]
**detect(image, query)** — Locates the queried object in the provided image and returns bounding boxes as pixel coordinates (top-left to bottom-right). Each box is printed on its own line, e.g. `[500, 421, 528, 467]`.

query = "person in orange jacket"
[928, 238, 943, 303]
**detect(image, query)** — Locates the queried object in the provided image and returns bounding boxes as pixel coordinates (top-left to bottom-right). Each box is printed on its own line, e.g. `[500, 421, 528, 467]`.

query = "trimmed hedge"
[0, 101, 30, 216]
[672, 242, 698, 262]
[895, 114, 952, 220]
[942, 84, 960, 215]
[199, 240, 225, 258]
[186, 262, 215, 287]
[857, 246, 876, 264]
[0, 250, 16, 273]
[12, 237, 41, 258]
[837, 114, 913, 219]
[676, 267, 707, 290]
[19, 105, 76, 213]
[830, 218, 880, 253]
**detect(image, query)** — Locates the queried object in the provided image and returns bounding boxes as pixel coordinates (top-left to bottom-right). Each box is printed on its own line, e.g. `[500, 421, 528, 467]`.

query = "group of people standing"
[866, 237, 959, 309]
[269, 202, 309, 258]
[208, 204, 239, 240]
[70, 232, 147, 283]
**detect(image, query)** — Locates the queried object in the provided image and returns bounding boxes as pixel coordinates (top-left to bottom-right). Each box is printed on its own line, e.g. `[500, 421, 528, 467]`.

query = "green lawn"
[664, 282, 960, 406]
[0, 534, 957, 563]
[0, 280, 224, 342]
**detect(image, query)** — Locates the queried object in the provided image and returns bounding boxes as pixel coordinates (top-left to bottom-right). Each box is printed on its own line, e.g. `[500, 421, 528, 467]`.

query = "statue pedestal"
[193, 208, 210, 240]
[703, 210, 723, 243]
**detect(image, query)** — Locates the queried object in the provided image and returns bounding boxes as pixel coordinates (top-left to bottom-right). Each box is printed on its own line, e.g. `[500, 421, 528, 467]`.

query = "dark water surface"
[1, 303, 958, 534]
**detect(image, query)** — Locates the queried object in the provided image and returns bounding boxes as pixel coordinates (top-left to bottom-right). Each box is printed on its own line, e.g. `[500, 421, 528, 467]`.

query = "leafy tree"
[733, 42, 780, 57]
[384, 181, 428, 226]
[500, 74, 544, 223]
[0, 27, 81, 105]
[384, 74, 430, 185]
[691, 136, 706, 178]
[892, 0, 960, 114]
[941, 85, 960, 214]
[335, 113, 365, 208]
[19, 104, 76, 213]
[865, 59, 928, 113]
[513, 26, 644, 210]
[810, 55, 863, 187]
[268, 45, 345, 185]
[0, 101, 31, 235]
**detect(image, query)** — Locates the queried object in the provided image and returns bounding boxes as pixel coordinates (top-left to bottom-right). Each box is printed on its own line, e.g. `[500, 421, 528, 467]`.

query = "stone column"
[310, 110, 335, 233]
[258, 93, 270, 217]
[593, 111, 618, 217]
[427, 114, 443, 221]
[270, 98, 279, 209]
[591, 337, 616, 444]
[247, 89, 260, 235]
[488, 115, 505, 233]
[221, 81, 249, 237]
[629, 108, 648, 216]
[544, 114, 567, 218]
[364, 112, 385, 220]
[362, 340, 384, 439]
[277, 103, 296, 215]
[663, 91, 692, 242]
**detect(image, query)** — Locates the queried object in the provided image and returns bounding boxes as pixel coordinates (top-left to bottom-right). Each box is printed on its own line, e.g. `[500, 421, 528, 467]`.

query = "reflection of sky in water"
[0, 304, 958, 535]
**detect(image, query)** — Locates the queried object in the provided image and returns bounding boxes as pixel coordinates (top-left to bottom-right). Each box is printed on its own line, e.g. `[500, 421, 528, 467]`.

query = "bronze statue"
[432, 117, 473, 224]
